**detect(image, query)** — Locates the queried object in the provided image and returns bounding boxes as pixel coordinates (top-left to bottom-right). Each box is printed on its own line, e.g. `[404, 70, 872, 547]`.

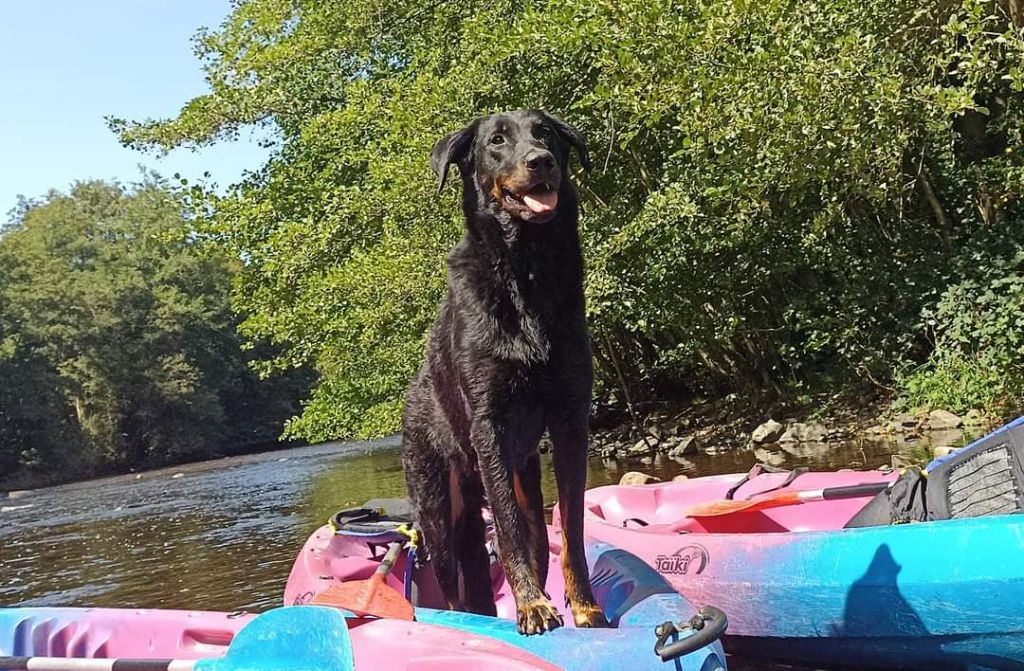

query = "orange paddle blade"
[684, 491, 803, 517]
[311, 578, 415, 621]
[311, 541, 415, 621]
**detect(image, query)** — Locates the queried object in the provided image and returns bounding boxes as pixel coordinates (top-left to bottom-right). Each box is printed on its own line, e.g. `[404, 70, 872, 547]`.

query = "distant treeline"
[0, 180, 312, 486]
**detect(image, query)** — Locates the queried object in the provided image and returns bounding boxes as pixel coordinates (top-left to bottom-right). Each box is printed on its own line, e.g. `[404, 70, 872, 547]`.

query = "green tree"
[0, 178, 311, 483]
[113, 0, 1024, 439]
[0, 264, 78, 478]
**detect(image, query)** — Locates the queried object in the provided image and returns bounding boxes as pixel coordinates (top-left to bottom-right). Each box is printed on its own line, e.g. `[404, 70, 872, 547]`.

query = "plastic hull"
[285, 524, 727, 671]
[574, 469, 1024, 670]
[0, 606, 561, 670]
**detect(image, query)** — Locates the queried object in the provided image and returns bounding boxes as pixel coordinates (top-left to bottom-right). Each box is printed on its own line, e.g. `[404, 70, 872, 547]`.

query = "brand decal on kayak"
[654, 544, 709, 575]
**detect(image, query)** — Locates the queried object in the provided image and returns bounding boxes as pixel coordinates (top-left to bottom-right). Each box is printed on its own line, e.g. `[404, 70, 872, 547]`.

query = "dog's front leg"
[550, 412, 610, 629]
[473, 418, 563, 635]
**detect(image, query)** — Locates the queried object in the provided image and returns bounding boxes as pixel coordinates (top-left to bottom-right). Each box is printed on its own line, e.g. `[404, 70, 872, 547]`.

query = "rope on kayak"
[621, 517, 650, 528]
[724, 464, 808, 500]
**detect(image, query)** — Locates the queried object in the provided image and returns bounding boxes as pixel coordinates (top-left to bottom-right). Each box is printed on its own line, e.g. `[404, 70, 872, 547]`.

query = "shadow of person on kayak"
[833, 544, 1024, 670]
[834, 544, 927, 638]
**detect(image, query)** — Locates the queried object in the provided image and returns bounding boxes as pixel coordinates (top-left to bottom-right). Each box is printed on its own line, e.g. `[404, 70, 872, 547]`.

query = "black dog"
[402, 110, 608, 634]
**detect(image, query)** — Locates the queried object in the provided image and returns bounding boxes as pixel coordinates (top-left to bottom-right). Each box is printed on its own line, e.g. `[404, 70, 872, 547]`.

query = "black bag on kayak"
[846, 417, 1024, 527]
[844, 467, 929, 527]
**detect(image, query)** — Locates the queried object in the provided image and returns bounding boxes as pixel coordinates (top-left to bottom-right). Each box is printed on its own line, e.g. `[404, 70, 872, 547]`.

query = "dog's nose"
[525, 151, 555, 172]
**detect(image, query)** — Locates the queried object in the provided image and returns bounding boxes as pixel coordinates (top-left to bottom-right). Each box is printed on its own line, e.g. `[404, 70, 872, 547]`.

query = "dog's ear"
[542, 112, 591, 171]
[430, 124, 475, 192]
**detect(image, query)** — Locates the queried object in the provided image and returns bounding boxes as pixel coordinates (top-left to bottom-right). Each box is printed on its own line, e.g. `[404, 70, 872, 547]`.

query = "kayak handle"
[654, 605, 728, 662]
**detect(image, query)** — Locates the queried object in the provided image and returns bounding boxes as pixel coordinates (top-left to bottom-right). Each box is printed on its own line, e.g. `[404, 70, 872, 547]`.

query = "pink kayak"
[0, 605, 559, 670]
[577, 468, 898, 536]
[571, 466, 1024, 670]
[285, 519, 557, 621]
[284, 507, 728, 671]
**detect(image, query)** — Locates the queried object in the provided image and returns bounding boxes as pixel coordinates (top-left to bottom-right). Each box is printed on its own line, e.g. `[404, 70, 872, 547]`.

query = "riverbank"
[0, 437, 398, 500]
[582, 392, 1001, 470]
[4, 390, 1006, 497]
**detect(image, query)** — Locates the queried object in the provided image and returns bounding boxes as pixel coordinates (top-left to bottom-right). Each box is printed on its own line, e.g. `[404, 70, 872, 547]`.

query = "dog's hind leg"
[550, 412, 610, 629]
[402, 438, 463, 611]
[455, 472, 498, 616]
[514, 453, 549, 591]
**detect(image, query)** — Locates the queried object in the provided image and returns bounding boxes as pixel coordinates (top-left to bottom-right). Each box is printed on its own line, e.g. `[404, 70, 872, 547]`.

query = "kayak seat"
[330, 503, 416, 544]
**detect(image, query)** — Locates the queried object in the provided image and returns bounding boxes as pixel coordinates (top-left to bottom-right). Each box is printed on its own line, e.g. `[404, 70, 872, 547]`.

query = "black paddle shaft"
[0, 655, 188, 670]
[820, 482, 890, 500]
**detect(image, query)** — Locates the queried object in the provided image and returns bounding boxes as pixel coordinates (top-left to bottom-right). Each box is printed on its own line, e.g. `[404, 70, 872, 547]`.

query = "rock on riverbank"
[590, 399, 997, 463]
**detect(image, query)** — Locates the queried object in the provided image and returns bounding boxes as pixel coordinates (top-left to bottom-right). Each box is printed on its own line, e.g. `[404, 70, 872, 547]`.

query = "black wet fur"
[401, 110, 607, 634]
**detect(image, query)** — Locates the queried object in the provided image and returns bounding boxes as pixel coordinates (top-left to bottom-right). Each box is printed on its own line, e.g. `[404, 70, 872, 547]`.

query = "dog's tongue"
[522, 189, 558, 214]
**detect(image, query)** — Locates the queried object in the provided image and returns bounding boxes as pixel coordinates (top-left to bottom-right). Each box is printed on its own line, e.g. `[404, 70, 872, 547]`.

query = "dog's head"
[430, 110, 590, 224]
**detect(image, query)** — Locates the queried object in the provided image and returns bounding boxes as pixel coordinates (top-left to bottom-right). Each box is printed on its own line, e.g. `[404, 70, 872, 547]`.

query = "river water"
[0, 433, 945, 613]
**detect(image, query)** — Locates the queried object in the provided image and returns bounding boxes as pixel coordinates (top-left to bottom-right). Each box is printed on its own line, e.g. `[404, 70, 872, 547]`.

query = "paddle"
[0, 657, 196, 670]
[683, 481, 891, 518]
[0, 607, 355, 671]
[311, 541, 415, 621]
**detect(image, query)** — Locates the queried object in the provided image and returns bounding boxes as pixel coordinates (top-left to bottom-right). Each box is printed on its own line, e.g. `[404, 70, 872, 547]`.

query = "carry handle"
[654, 605, 728, 661]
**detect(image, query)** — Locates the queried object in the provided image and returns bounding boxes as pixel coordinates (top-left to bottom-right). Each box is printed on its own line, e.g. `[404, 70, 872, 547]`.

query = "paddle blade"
[684, 491, 803, 517]
[312, 578, 415, 621]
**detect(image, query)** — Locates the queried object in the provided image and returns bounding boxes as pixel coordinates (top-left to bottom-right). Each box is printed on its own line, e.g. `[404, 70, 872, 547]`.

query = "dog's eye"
[489, 134, 505, 146]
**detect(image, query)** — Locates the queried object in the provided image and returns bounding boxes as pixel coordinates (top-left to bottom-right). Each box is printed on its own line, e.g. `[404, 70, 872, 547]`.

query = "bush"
[898, 248, 1024, 413]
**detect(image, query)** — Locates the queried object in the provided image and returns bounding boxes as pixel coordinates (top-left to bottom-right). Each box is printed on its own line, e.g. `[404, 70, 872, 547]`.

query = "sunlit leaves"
[114, 0, 1024, 437]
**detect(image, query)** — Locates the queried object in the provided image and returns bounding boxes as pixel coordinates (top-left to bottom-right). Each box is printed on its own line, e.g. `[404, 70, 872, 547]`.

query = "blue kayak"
[0, 605, 573, 670]
[417, 541, 729, 671]
[0, 607, 357, 671]
[580, 417, 1024, 670]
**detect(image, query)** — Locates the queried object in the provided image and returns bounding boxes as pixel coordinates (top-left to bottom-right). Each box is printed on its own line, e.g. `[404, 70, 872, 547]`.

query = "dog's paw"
[516, 597, 564, 635]
[571, 601, 610, 628]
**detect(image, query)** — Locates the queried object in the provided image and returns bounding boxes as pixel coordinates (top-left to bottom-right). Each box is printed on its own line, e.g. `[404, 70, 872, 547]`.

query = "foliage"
[898, 244, 1024, 413]
[0, 179, 311, 483]
[112, 0, 1024, 439]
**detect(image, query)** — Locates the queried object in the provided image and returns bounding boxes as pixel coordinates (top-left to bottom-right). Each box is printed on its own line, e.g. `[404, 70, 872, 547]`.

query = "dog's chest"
[490, 263, 564, 365]
[449, 232, 581, 366]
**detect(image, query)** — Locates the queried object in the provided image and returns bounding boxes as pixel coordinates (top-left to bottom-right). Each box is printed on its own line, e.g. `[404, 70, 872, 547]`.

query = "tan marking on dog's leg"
[449, 466, 464, 528]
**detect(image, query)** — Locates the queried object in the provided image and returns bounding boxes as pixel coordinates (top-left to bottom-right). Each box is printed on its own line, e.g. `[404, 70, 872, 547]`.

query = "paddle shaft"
[0, 656, 195, 671]
[375, 541, 402, 579]
[785, 482, 891, 503]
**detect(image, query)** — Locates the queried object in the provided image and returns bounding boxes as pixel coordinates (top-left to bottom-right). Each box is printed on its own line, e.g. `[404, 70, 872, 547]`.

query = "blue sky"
[0, 1, 271, 218]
